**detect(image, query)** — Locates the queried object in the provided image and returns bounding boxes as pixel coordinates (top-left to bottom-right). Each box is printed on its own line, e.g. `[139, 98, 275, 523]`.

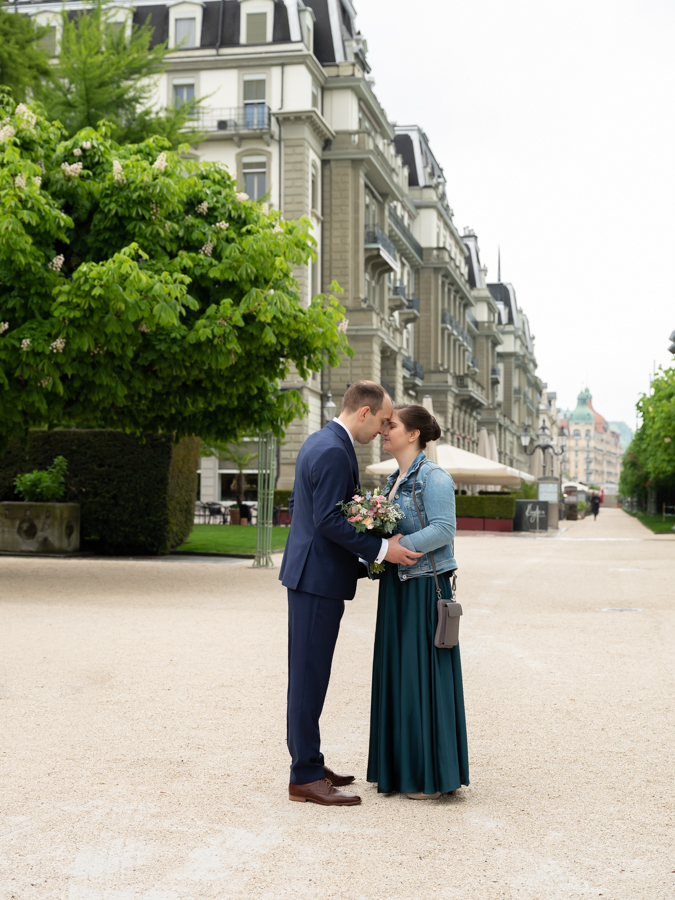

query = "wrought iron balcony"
[392, 284, 408, 299]
[441, 309, 452, 327]
[192, 105, 272, 133]
[491, 366, 501, 383]
[388, 207, 423, 261]
[365, 225, 397, 261]
[406, 295, 420, 313]
[381, 378, 396, 401]
[403, 357, 424, 382]
[466, 310, 478, 329]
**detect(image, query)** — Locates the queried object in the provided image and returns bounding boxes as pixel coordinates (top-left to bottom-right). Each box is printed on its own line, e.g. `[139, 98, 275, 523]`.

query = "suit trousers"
[287, 588, 345, 785]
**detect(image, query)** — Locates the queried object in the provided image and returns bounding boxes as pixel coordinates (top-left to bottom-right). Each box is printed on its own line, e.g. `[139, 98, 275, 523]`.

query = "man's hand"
[384, 534, 424, 566]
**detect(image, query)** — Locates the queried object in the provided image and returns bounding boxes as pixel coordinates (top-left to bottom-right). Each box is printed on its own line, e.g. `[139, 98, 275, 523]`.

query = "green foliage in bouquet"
[338, 488, 404, 573]
[0, 95, 351, 451]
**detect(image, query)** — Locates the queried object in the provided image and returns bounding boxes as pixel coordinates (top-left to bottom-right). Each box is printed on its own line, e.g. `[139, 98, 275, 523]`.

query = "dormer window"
[175, 17, 196, 47]
[168, 3, 203, 50]
[246, 12, 266, 43]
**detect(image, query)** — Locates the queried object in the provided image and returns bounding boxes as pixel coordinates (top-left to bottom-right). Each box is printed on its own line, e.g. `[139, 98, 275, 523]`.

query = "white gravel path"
[0, 509, 673, 899]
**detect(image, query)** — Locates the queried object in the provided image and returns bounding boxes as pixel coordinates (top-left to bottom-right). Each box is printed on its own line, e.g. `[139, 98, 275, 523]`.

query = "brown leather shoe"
[289, 778, 361, 806]
[323, 765, 355, 787]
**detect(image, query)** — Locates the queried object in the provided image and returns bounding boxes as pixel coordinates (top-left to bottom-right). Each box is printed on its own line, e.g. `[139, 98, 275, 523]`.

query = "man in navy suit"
[280, 381, 423, 806]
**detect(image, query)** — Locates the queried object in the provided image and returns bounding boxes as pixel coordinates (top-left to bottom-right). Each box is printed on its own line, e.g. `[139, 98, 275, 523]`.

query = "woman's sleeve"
[399, 467, 456, 554]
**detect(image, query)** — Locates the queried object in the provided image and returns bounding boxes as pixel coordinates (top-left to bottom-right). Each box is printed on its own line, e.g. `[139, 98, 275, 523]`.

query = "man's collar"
[332, 416, 355, 446]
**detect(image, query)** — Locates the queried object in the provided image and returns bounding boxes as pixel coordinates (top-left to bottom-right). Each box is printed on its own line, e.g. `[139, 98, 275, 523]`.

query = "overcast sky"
[355, 0, 675, 429]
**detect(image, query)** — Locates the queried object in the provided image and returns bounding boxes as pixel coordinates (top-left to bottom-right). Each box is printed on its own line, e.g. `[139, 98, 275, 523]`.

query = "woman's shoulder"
[419, 461, 455, 488]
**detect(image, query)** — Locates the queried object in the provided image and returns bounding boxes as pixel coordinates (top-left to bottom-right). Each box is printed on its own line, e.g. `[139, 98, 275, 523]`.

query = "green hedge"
[0, 430, 200, 554]
[274, 490, 292, 507]
[455, 494, 516, 519]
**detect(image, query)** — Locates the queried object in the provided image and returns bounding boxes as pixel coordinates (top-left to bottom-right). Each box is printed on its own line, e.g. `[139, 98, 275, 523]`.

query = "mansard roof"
[393, 125, 445, 190]
[16, 0, 363, 62]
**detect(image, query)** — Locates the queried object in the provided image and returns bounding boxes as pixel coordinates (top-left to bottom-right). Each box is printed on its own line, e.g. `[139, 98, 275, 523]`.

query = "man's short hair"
[341, 381, 388, 414]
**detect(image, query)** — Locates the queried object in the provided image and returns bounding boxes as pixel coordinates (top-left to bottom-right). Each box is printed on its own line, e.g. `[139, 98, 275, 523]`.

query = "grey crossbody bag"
[411, 465, 462, 649]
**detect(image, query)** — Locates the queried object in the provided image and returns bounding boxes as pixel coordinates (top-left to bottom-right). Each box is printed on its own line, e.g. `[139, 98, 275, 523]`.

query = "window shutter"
[243, 79, 266, 102]
[246, 12, 267, 44]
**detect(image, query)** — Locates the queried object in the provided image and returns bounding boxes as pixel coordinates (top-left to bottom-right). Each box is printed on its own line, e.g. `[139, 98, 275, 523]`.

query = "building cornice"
[166, 43, 327, 82]
[274, 108, 335, 143]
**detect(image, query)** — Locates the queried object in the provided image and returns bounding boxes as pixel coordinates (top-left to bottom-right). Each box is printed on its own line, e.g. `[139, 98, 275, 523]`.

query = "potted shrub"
[0, 456, 80, 553]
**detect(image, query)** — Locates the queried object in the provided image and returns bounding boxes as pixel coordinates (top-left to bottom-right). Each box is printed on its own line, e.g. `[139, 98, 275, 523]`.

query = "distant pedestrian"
[591, 494, 601, 520]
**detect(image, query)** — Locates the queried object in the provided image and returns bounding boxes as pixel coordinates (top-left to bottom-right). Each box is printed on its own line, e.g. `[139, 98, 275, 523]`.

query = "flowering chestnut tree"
[0, 97, 350, 449]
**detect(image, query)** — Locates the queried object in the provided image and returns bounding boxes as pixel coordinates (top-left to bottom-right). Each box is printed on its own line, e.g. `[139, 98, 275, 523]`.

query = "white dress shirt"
[333, 418, 388, 565]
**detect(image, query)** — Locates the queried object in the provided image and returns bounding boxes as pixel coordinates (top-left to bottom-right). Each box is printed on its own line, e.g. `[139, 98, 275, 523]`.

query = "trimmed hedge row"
[0, 430, 200, 554]
[455, 494, 516, 519]
[274, 490, 292, 507]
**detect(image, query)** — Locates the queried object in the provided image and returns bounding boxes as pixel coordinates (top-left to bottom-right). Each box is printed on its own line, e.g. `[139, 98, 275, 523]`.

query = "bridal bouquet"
[337, 489, 405, 574]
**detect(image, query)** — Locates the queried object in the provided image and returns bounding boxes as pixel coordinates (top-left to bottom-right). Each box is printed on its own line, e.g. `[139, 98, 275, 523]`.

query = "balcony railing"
[406, 295, 420, 313]
[466, 310, 478, 329]
[381, 378, 396, 401]
[388, 207, 423, 260]
[392, 284, 408, 299]
[365, 225, 397, 260]
[192, 105, 272, 133]
[491, 366, 501, 382]
[403, 357, 425, 380]
[441, 309, 451, 327]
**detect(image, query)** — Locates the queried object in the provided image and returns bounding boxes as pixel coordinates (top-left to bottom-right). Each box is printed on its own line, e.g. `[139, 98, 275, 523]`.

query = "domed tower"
[567, 389, 594, 482]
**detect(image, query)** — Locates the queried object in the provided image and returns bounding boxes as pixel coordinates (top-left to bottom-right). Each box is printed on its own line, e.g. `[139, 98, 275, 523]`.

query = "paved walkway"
[1, 509, 673, 899]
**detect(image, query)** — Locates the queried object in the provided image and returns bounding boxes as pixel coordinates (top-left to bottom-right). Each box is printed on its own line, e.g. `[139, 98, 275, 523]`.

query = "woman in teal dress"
[367, 404, 469, 799]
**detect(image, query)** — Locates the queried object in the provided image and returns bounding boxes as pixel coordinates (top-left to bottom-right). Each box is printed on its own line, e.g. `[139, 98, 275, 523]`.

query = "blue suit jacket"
[279, 421, 382, 600]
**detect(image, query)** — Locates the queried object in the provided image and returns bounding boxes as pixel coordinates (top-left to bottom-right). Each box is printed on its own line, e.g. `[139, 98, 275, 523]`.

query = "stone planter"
[0, 502, 80, 554]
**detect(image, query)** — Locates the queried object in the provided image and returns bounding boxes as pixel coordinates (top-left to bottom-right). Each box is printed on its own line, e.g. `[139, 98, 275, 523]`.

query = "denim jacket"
[384, 451, 457, 582]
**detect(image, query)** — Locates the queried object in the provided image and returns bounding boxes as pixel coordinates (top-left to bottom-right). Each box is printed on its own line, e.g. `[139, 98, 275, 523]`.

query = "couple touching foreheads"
[279, 381, 469, 805]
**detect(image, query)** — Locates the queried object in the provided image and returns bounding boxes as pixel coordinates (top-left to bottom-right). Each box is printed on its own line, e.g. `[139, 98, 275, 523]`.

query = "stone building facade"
[561, 389, 622, 490]
[22, 0, 553, 495]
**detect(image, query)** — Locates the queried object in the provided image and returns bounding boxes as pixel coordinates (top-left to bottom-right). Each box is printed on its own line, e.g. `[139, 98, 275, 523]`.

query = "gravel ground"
[0, 509, 673, 900]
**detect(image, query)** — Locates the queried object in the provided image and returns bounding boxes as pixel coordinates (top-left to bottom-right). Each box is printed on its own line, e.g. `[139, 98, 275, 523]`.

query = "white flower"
[81, 141, 92, 150]
[214, 221, 229, 231]
[72, 147, 82, 157]
[196, 201, 209, 215]
[337, 318, 349, 334]
[33, 176, 42, 189]
[50, 337, 66, 353]
[261, 202, 270, 216]
[272, 224, 283, 233]
[39, 378, 52, 388]
[152, 152, 168, 170]
[38, 159, 45, 173]
[0, 124, 16, 141]
[21, 338, 31, 351]
[235, 192, 249, 202]
[14, 104, 36, 129]
[0, 322, 9, 335]
[164, 223, 171, 232]
[150, 201, 160, 218]
[48, 255, 65, 272]
[13, 173, 27, 189]
[216, 318, 227, 326]
[138, 323, 149, 333]
[199, 241, 214, 257]
[112, 160, 126, 184]
[61, 161, 83, 177]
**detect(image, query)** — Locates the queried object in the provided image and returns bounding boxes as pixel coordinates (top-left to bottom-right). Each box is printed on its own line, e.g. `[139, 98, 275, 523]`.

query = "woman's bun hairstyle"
[394, 404, 442, 449]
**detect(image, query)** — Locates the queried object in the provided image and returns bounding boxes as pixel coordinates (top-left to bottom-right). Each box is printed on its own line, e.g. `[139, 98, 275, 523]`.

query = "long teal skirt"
[367, 563, 469, 794]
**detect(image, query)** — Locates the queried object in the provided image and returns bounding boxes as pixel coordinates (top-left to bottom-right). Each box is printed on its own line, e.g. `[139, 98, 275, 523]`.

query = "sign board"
[514, 500, 549, 532]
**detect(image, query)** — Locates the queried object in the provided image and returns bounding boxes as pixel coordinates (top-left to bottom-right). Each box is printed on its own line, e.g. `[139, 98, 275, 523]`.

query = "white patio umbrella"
[488, 432, 499, 462]
[477, 427, 490, 458]
[366, 443, 535, 486]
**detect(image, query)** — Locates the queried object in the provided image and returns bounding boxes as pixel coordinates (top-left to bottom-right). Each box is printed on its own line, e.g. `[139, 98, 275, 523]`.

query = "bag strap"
[411, 465, 442, 601]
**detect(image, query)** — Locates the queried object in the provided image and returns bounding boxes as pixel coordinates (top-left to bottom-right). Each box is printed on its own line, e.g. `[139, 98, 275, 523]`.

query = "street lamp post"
[323, 391, 336, 425]
[521, 421, 566, 529]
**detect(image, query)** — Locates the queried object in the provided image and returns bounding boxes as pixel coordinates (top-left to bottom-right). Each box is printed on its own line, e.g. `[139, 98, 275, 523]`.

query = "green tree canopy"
[36, 0, 197, 145]
[0, 5, 51, 102]
[0, 96, 350, 450]
[619, 366, 675, 497]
